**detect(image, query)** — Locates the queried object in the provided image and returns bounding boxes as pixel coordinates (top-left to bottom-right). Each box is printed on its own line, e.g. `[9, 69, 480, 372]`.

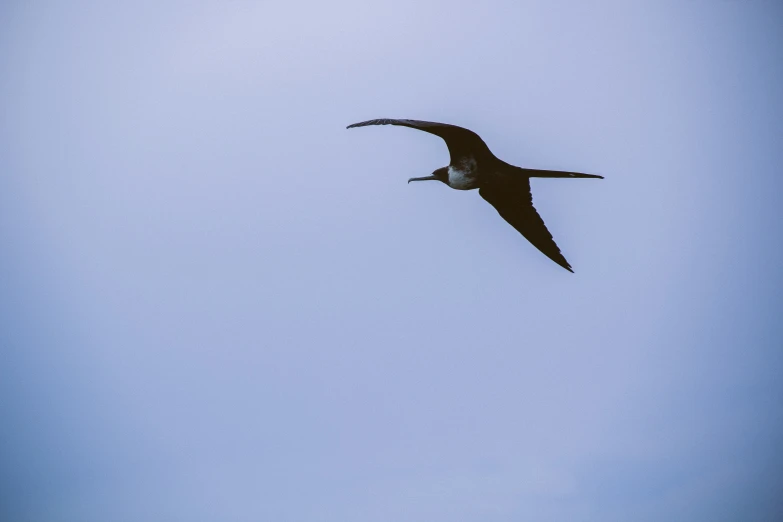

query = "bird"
[347, 118, 603, 273]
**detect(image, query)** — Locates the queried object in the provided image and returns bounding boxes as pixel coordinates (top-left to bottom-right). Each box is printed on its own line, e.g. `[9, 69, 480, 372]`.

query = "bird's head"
[408, 166, 448, 185]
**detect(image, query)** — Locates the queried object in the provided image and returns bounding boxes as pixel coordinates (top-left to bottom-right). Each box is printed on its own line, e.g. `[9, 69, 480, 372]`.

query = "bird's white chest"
[447, 159, 478, 190]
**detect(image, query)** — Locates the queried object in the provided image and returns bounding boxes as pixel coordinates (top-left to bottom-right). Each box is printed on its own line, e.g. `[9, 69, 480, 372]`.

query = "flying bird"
[347, 118, 603, 273]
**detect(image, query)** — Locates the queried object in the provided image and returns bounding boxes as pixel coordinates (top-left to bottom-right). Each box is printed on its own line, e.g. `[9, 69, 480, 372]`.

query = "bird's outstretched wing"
[479, 177, 574, 272]
[347, 118, 490, 161]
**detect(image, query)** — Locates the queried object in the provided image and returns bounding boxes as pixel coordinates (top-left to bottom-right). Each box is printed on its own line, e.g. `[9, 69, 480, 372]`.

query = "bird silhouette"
[347, 118, 603, 273]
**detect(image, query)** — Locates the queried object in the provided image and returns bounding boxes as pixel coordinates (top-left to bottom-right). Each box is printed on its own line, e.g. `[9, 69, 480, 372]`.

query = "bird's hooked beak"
[407, 175, 439, 184]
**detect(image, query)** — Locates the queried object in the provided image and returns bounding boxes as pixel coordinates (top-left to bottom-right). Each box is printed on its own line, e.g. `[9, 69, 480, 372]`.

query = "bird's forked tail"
[518, 167, 603, 179]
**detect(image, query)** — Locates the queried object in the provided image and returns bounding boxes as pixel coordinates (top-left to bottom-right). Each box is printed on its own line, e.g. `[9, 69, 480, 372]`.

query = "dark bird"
[347, 118, 603, 273]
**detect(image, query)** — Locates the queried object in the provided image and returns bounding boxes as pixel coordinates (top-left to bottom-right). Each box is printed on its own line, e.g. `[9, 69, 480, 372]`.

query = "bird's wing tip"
[346, 119, 399, 130]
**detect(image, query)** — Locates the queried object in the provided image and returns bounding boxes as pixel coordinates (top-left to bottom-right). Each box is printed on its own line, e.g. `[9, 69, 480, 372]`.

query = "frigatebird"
[347, 118, 603, 273]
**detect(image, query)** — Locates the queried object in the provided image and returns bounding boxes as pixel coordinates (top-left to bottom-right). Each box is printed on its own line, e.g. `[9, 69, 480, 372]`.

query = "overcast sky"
[1, 1, 782, 521]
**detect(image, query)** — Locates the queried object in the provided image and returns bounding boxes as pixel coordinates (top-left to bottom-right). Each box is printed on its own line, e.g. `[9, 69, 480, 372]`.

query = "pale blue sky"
[1, 1, 782, 521]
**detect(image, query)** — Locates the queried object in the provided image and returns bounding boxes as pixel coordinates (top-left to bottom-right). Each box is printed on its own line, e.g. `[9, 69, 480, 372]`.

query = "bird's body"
[447, 157, 479, 190]
[347, 118, 603, 272]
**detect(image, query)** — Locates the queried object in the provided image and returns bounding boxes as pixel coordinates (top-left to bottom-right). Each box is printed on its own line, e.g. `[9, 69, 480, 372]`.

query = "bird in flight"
[347, 118, 603, 273]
